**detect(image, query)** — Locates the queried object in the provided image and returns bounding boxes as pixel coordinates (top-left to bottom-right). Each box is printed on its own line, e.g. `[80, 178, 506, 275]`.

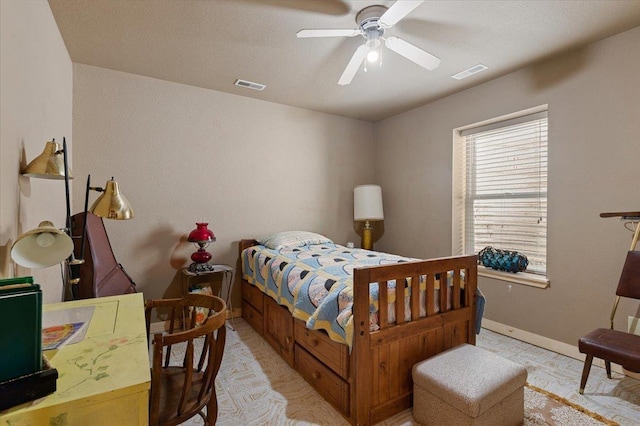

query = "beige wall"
[72, 64, 375, 306]
[375, 27, 640, 345]
[0, 0, 72, 303]
[2, 1, 638, 346]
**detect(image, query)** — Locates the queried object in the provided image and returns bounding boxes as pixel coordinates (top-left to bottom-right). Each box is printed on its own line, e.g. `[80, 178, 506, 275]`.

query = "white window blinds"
[458, 111, 548, 275]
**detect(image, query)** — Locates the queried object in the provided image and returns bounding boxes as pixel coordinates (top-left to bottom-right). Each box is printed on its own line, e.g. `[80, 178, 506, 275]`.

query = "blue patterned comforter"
[242, 243, 422, 349]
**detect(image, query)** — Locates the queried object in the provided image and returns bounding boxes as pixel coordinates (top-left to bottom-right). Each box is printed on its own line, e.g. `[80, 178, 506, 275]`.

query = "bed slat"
[410, 275, 420, 321]
[379, 280, 389, 329]
[439, 273, 448, 313]
[453, 270, 461, 309]
[426, 274, 436, 316]
[396, 279, 406, 325]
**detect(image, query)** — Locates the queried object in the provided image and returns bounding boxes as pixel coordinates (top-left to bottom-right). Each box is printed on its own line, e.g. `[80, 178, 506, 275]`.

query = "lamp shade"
[188, 223, 216, 243]
[22, 140, 73, 180]
[187, 223, 216, 268]
[90, 178, 134, 220]
[10, 221, 74, 268]
[354, 185, 384, 221]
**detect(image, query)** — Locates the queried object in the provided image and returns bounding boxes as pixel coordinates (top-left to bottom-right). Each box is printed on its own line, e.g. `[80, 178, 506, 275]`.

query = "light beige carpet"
[170, 319, 630, 425]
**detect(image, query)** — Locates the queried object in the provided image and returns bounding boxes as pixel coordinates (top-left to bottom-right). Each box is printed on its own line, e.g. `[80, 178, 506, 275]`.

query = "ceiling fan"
[297, 0, 440, 85]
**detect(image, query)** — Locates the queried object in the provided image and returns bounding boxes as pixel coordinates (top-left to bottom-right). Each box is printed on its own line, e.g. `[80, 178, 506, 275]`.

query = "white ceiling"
[48, 0, 640, 122]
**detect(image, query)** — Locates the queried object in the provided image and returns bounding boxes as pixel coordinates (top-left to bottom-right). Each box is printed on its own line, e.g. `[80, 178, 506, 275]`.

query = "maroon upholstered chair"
[578, 250, 640, 394]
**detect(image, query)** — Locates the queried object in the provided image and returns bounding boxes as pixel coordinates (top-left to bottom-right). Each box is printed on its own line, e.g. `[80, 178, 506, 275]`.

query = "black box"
[0, 357, 58, 411]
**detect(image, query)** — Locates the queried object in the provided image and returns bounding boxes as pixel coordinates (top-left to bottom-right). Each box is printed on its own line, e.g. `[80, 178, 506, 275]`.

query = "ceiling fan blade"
[338, 45, 367, 85]
[385, 36, 440, 70]
[297, 28, 361, 38]
[379, 0, 425, 27]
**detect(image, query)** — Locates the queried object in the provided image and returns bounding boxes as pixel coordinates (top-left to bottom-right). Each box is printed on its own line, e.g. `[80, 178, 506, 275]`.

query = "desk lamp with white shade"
[11, 221, 74, 270]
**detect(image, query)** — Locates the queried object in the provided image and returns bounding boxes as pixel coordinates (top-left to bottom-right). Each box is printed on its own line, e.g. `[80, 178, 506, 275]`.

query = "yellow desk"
[0, 293, 150, 425]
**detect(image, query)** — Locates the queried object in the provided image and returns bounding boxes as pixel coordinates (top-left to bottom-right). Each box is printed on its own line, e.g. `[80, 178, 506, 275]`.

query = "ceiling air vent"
[234, 79, 266, 91]
[451, 64, 488, 80]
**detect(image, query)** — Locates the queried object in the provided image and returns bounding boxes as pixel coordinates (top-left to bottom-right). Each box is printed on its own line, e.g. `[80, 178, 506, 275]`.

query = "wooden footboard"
[239, 239, 477, 425]
[352, 256, 477, 424]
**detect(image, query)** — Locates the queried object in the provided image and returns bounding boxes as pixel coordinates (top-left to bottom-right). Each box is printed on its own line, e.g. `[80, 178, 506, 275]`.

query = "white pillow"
[257, 231, 333, 250]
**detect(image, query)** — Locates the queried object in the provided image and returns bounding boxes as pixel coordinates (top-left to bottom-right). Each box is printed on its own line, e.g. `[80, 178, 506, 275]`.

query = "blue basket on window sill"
[478, 246, 528, 273]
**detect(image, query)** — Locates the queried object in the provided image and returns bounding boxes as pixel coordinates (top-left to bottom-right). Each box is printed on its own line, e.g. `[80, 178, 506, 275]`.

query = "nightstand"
[181, 264, 235, 329]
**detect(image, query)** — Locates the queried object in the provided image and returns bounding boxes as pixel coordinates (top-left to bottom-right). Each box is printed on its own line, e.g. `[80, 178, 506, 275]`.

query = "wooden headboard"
[239, 239, 259, 253]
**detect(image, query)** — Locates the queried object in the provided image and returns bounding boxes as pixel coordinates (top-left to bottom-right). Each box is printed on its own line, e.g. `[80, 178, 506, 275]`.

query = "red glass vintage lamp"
[187, 223, 216, 273]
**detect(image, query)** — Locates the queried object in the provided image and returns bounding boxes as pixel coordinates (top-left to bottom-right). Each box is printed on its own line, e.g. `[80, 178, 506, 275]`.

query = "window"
[453, 109, 548, 282]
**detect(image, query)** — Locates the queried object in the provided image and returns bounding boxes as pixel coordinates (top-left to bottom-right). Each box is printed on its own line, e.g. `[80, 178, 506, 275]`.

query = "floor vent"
[452, 64, 488, 80]
[234, 79, 266, 91]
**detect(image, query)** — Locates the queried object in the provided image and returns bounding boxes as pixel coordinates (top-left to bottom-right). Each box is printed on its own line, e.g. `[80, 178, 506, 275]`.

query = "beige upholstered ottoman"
[412, 343, 527, 426]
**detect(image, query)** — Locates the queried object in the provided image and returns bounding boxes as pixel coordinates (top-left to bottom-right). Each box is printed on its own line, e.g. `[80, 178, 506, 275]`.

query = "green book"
[0, 277, 42, 382]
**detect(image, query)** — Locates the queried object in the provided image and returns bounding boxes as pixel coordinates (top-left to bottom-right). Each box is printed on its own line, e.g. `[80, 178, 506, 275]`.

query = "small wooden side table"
[181, 264, 235, 329]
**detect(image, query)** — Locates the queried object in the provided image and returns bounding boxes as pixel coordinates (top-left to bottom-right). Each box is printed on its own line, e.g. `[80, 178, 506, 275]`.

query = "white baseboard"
[482, 318, 639, 379]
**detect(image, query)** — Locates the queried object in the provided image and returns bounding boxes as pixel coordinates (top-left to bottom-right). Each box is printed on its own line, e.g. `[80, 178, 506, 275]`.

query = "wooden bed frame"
[239, 239, 477, 425]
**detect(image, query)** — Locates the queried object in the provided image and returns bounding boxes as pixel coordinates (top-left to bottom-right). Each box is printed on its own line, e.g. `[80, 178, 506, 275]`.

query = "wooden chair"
[145, 293, 227, 425]
[578, 250, 640, 394]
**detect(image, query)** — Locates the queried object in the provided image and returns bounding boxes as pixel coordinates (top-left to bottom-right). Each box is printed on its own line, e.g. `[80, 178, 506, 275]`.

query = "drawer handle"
[312, 339, 319, 347]
[312, 371, 321, 381]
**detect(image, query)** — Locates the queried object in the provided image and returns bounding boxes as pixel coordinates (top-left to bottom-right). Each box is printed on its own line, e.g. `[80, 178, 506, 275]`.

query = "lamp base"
[361, 223, 373, 250]
[187, 262, 216, 273]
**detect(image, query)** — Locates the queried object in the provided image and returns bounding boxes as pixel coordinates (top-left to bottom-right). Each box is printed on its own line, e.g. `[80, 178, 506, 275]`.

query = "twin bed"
[239, 231, 478, 425]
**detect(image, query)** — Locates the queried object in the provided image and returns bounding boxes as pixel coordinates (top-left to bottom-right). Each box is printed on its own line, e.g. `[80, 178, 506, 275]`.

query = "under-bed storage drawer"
[264, 296, 295, 367]
[294, 320, 349, 379]
[241, 280, 264, 313]
[295, 345, 350, 416]
[242, 298, 263, 335]
[241, 280, 264, 335]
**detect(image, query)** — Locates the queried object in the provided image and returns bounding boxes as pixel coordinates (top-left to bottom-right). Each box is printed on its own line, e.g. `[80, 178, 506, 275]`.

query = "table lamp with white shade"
[354, 184, 384, 250]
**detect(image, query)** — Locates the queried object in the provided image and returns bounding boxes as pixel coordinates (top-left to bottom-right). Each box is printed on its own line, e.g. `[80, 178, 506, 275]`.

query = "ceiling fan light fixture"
[297, 0, 433, 86]
[365, 38, 382, 64]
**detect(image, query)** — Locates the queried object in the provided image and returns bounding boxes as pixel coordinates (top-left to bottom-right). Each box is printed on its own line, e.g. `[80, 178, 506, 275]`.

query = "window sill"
[478, 267, 550, 288]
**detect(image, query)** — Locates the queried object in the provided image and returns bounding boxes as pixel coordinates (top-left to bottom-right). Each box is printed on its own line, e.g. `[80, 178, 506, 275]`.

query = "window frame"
[452, 106, 550, 288]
